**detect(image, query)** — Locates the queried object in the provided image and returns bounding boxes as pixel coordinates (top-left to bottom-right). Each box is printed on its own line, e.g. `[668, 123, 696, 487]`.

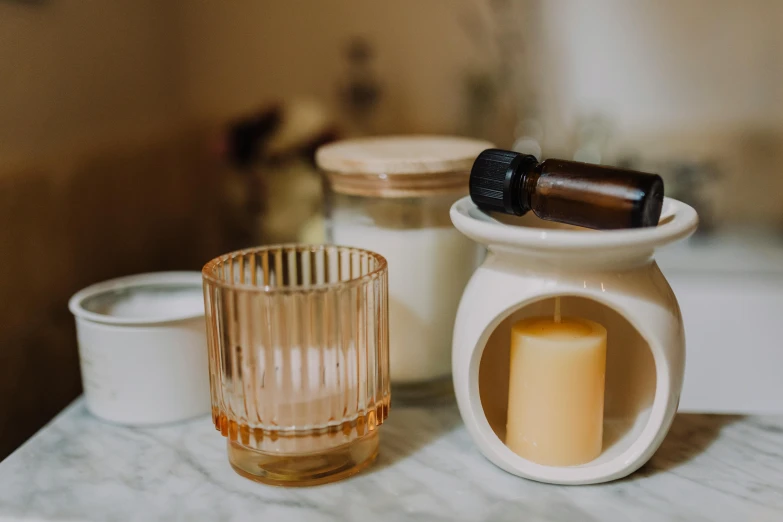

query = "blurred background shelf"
[659, 229, 783, 414]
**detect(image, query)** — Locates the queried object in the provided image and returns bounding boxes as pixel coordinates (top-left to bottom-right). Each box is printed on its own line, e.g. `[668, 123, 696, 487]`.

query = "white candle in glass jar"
[332, 223, 478, 383]
[317, 135, 494, 402]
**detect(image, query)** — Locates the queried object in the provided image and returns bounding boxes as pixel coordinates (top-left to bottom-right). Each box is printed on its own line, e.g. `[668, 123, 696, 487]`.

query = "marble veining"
[0, 399, 782, 522]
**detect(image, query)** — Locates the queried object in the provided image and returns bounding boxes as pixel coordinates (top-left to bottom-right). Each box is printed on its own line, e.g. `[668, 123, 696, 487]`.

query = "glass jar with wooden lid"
[316, 136, 493, 404]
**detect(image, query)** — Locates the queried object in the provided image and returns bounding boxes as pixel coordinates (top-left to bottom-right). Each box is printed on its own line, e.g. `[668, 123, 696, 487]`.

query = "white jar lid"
[317, 135, 494, 198]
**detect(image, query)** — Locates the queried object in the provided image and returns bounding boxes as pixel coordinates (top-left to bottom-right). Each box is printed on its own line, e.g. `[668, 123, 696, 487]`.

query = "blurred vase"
[221, 100, 338, 248]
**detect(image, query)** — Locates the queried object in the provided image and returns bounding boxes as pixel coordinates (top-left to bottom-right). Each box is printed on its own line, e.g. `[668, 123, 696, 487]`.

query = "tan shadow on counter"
[628, 413, 744, 479]
[370, 399, 462, 473]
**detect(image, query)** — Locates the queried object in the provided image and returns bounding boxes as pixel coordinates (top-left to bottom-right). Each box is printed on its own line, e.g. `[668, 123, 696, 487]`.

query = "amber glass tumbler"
[202, 245, 390, 486]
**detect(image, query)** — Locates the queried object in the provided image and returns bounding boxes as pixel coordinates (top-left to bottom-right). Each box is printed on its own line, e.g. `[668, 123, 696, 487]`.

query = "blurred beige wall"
[538, 0, 783, 142]
[0, 0, 187, 170]
[535, 0, 783, 224]
[0, 1, 222, 459]
[175, 0, 783, 224]
[0, 0, 520, 166]
[4, 0, 783, 183]
[176, 0, 524, 144]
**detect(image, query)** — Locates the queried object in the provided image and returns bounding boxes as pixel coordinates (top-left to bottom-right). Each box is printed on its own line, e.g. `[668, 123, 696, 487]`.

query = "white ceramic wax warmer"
[450, 196, 698, 485]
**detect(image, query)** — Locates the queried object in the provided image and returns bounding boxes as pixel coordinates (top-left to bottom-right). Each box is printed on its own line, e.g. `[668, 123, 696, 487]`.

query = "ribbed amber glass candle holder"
[202, 244, 390, 486]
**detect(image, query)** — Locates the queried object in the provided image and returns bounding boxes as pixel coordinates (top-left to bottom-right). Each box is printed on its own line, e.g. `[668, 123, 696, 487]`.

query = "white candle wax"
[331, 223, 478, 383]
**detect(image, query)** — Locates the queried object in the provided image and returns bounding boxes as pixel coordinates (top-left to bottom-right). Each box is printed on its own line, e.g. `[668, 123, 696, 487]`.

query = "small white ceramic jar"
[317, 136, 493, 404]
[450, 196, 698, 484]
[69, 272, 210, 425]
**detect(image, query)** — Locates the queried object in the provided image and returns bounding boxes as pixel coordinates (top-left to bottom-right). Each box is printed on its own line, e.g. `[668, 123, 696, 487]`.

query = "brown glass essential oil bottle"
[469, 149, 664, 230]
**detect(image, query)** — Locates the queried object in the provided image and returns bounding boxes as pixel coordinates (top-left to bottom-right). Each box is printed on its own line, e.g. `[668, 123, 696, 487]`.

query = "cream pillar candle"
[505, 313, 607, 466]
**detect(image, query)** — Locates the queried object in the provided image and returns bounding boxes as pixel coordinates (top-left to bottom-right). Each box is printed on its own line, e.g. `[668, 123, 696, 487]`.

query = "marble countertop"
[1, 399, 782, 522]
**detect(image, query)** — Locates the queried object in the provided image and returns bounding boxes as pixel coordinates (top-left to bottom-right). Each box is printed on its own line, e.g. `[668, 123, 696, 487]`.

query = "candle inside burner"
[505, 301, 607, 466]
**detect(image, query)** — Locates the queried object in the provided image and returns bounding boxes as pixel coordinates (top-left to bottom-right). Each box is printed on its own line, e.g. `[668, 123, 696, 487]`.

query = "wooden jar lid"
[316, 135, 494, 198]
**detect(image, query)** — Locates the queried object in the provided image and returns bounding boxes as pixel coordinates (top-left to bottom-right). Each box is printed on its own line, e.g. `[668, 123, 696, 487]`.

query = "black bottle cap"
[469, 149, 538, 216]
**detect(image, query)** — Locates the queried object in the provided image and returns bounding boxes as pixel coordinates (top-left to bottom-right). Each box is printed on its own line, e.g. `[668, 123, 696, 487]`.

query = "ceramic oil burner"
[450, 196, 698, 485]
